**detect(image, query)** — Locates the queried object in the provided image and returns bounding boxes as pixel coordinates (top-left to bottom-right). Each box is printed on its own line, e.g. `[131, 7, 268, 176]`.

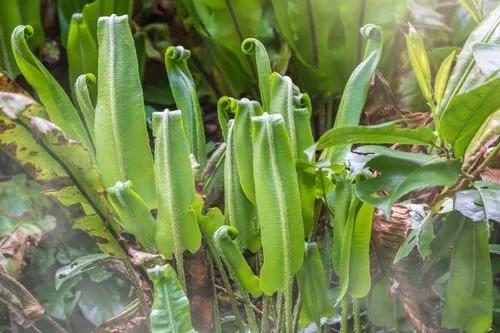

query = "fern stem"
[261, 295, 272, 332]
[353, 297, 361, 333]
[284, 279, 293, 333]
[341, 296, 349, 333]
[292, 293, 302, 333]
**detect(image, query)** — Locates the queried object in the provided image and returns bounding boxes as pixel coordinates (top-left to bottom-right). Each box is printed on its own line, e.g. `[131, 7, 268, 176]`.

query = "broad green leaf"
[218, 97, 261, 204]
[331, 177, 353, 275]
[73, 215, 125, 258]
[351, 146, 461, 217]
[394, 211, 434, 263]
[269, 73, 297, 155]
[11, 25, 93, 151]
[165, 46, 207, 168]
[94, 15, 156, 208]
[223, 120, 260, 252]
[213, 226, 262, 297]
[438, 5, 500, 118]
[324, 24, 383, 163]
[434, 51, 456, 105]
[153, 110, 201, 260]
[458, 0, 483, 23]
[472, 42, 500, 76]
[297, 242, 334, 327]
[252, 113, 304, 295]
[405, 24, 432, 103]
[147, 264, 195, 333]
[74, 74, 96, 143]
[55, 253, 109, 291]
[107, 181, 156, 251]
[56, 0, 91, 45]
[317, 122, 437, 149]
[439, 77, 500, 158]
[82, 0, 133, 41]
[443, 221, 492, 332]
[241, 38, 271, 112]
[294, 104, 316, 234]
[0, 0, 44, 77]
[67, 13, 97, 92]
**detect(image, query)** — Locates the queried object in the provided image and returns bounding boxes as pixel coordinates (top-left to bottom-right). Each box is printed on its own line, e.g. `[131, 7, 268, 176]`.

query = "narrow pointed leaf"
[318, 122, 437, 149]
[458, 0, 483, 23]
[297, 242, 334, 327]
[11, 25, 93, 151]
[67, 13, 97, 91]
[434, 51, 456, 105]
[94, 14, 156, 208]
[331, 178, 353, 275]
[165, 45, 207, 168]
[324, 24, 383, 163]
[252, 113, 304, 295]
[213, 226, 262, 297]
[107, 181, 156, 251]
[405, 24, 432, 103]
[153, 110, 201, 259]
[147, 264, 195, 333]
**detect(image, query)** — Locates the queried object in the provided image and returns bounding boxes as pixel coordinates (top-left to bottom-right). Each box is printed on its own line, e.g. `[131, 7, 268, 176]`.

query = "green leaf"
[147, 264, 195, 333]
[241, 38, 271, 112]
[11, 25, 93, 152]
[443, 221, 492, 332]
[153, 110, 201, 260]
[434, 50, 456, 105]
[73, 215, 125, 258]
[317, 122, 437, 149]
[74, 73, 96, 143]
[82, 0, 133, 41]
[458, 0, 483, 23]
[454, 181, 500, 222]
[55, 253, 109, 291]
[134, 31, 146, 82]
[297, 242, 334, 327]
[331, 177, 353, 275]
[352, 146, 461, 217]
[405, 24, 432, 103]
[394, 210, 434, 263]
[323, 24, 383, 164]
[269, 73, 297, 155]
[213, 226, 262, 297]
[56, 0, 91, 45]
[472, 42, 500, 76]
[252, 113, 304, 295]
[94, 14, 156, 208]
[439, 77, 500, 158]
[438, 5, 500, 118]
[165, 46, 207, 168]
[107, 181, 156, 251]
[223, 119, 260, 252]
[0, 0, 45, 77]
[67, 13, 98, 91]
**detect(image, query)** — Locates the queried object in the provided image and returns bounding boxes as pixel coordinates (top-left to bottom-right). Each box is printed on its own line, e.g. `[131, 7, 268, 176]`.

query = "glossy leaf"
[94, 14, 156, 208]
[269, 73, 297, 155]
[297, 242, 334, 327]
[454, 181, 500, 222]
[0, 0, 44, 77]
[324, 24, 383, 163]
[153, 110, 201, 259]
[443, 221, 492, 332]
[55, 253, 109, 290]
[439, 76, 500, 158]
[11, 25, 93, 151]
[74, 73, 96, 143]
[317, 122, 437, 149]
[434, 50, 456, 105]
[147, 264, 195, 333]
[472, 43, 500, 75]
[252, 113, 304, 295]
[223, 119, 260, 252]
[438, 5, 500, 118]
[213, 226, 261, 297]
[351, 146, 461, 217]
[242, 38, 271, 112]
[165, 46, 207, 168]
[458, 0, 483, 23]
[107, 181, 156, 251]
[405, 24, 432, 103]
[67, 13, 98, 91]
